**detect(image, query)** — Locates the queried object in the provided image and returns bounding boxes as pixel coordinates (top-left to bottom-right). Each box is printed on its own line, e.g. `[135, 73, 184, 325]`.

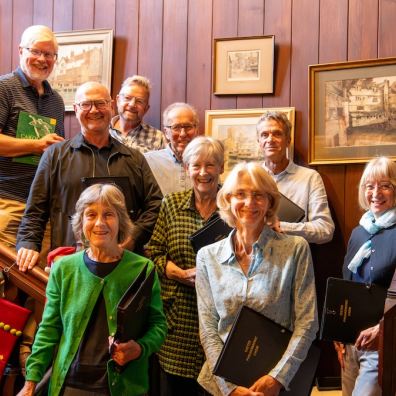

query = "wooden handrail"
[0, 243, 48, 303]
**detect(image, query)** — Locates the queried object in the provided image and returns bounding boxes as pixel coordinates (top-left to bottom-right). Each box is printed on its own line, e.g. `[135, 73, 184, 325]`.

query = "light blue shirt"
[144, 144, 192, 196]
[196, 226, 318, 395]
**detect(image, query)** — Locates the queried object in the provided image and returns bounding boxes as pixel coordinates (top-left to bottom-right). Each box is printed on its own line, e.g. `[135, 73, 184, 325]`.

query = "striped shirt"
[0, 68, 65, 202]
[148, 189, 217, 378]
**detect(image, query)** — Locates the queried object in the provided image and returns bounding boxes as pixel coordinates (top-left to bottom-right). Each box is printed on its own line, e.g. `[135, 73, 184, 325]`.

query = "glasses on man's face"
[165, 124, 196, 133]
[365, 182, 394, 192]
[119, 95, 147, 107]
[24, 47, 57, 60]
[75, 100, 111, 112]
[230, 190, 268, 203]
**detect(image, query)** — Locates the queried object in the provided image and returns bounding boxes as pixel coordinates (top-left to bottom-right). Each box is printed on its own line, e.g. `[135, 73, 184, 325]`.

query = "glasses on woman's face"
[230, 190, 268, 203]
[364, 182, 394, 192]
[75, 100, 111, 111]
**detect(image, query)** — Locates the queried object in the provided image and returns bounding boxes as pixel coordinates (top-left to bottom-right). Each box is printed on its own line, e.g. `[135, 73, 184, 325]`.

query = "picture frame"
[213, 36, 275, 95]
[309, 57, 396, 164]
[48, 29, 114, 111]
[205, 107, 295, 179]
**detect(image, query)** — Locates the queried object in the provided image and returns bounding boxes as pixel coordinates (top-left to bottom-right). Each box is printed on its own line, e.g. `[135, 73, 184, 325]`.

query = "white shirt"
[264, 161, 334, 244]
[144, 145, 192, 196]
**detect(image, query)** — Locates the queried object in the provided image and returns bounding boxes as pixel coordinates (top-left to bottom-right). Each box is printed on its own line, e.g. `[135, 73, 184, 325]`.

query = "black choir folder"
[278, 193, 305, 223]
[320, 277, 387, 344]
[214, 306, 320, 396]
[188, 216, 233, 253]
[114, 263, 154, 343]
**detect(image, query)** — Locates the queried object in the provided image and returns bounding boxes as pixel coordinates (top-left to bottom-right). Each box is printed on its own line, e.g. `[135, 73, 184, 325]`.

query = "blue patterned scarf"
[347, 207, 396, 273]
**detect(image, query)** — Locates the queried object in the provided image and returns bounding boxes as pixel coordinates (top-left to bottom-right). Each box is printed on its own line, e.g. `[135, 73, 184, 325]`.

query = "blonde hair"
[72, 184, 134, 247]
[358, 157, 396, 210]
[217, 162, 280, 227]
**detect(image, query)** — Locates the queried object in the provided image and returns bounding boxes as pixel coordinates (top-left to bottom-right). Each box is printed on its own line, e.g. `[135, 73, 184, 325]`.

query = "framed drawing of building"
[205, 107, 295, 180]
[213, 36, 275, 95]
[48, 29, 113, 111]
[309, 57, 396, 164]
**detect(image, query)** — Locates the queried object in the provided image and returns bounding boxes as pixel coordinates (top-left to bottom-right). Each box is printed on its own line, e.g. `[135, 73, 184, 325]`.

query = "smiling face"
[257, 119, 290, 162]
[74, 83, 113, 137]
[82, 202, 120, 250]
[364, 179, 395, 218]
[186, 153, 223, 197]
[230, 173, 269, 230]
[116, 84, 150, 128]
[19, 40, 57, 83]
[164, 107, 199, 158]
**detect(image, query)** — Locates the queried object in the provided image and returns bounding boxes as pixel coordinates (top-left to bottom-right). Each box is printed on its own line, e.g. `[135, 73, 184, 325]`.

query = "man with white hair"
[110, 75, 166, 153]
[0, 25, 64, 248]
[144, 102, 199, 196]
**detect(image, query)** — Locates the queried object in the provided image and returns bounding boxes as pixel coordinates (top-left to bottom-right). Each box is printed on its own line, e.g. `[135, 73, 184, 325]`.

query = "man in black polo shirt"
[0, 25, 64, 249]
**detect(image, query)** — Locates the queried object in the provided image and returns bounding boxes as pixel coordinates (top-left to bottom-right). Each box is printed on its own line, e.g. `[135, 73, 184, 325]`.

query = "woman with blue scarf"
[335, 156, 396, 396]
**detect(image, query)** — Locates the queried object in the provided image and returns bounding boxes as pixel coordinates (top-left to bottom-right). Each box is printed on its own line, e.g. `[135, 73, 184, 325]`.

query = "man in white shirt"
[144, 102, 199, 196]
[257, 111, 334, 244]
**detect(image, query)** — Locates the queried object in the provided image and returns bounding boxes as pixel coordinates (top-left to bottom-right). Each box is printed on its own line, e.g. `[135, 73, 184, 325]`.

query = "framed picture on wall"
[213, 36, 275, 95]
[205, 107, 295, 179]
[48, 29, 114, 111]
[309, 57, 396, 164]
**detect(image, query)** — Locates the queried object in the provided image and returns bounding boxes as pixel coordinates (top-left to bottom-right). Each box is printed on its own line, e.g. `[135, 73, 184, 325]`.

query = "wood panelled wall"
[1, 0, 396, 376]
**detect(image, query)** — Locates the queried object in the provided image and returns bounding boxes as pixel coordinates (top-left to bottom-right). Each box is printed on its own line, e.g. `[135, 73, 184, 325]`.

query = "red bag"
[0, 298, 31, 378]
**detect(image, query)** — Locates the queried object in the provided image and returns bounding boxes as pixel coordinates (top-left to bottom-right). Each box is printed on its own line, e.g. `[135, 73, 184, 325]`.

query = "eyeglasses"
[230, 191, 268, 202]
[23, 47, 57, 60]
[75, 100, 111, 111]
[165, 123, 196, 133]
[118, 95, 147, 107]
[365, 182, 394, 192]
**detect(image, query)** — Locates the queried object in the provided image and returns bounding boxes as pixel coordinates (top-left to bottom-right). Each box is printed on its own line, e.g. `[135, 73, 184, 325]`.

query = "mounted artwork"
[48, 29, 114, 111]
[309, 57, 396, 164]
[213, 36, 275, 95]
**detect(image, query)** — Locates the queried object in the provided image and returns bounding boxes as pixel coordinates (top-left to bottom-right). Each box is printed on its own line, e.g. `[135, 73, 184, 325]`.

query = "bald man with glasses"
[144, 102, 200, 196]
[16, 82, 162, 271]
[0, 25, 64, 250]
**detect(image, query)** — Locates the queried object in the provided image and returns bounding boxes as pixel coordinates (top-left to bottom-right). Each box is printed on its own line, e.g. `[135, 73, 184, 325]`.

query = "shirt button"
[109, 315, 113, 320]
[372, 249, 375, 253]
[370, 266, 374, 270]
[101, 279, 104, 284]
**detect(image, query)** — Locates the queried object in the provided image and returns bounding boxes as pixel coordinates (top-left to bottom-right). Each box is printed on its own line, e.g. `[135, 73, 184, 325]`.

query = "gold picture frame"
[205, 107, 295, 179]
[213, 36, 275, 95]
[48, 29, 114, 111]
[309, 57, 396, 164]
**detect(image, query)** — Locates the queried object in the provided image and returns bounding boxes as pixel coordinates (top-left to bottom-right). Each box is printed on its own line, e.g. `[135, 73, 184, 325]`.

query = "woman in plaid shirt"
[148, 136, 224, 396]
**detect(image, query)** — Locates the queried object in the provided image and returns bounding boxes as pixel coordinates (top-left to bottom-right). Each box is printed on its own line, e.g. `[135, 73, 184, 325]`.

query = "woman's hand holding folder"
[108, 336, 142, 366]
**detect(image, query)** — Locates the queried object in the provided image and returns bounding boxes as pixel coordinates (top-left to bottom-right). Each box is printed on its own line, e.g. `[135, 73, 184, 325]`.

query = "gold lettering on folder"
[245, 336, 258, 362]
[339, 299, 352, 323]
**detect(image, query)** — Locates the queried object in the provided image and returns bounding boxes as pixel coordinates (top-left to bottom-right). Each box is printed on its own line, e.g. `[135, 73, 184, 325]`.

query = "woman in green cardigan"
[18, 184, 167, 396]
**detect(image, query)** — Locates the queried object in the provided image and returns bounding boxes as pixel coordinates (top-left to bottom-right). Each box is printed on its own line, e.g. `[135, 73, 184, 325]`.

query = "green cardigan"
[26, 250, 167, 396]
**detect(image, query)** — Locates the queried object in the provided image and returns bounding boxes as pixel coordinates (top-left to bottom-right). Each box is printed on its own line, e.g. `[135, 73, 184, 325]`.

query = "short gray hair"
[358, 156, 396, 210]
[121, 75, 151, 95]
[162, 102, 199, 128]
[256, 111, 292, 140]
[20, 25, 58, 51]
[72, 184, 134, 247]
[182, 136, 224, 167]
[217, 162, 280, 227]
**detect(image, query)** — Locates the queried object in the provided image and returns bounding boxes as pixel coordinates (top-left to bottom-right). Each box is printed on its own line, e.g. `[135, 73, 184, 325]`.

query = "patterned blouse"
[148, 189, 217, 378]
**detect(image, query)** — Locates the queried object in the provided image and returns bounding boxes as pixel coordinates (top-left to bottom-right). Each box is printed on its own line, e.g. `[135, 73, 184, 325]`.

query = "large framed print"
[213, 36, 275, 95]
[309, 57, 396, 164]
[48, 29, 114, 111]
[205, 107, 295, 179]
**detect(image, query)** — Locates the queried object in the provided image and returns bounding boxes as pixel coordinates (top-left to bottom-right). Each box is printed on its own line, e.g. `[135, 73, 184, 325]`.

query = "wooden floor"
[311, 386, 342, 395]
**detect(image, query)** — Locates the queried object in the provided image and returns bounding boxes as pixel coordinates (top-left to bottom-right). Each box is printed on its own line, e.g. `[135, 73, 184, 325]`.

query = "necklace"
[87, 248, 123, 263]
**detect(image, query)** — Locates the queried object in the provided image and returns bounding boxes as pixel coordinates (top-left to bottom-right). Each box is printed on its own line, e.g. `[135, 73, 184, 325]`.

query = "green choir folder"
[13, 111, 57, 166]
[214, 306, 320, 395]
[320, 277, 387, 344]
